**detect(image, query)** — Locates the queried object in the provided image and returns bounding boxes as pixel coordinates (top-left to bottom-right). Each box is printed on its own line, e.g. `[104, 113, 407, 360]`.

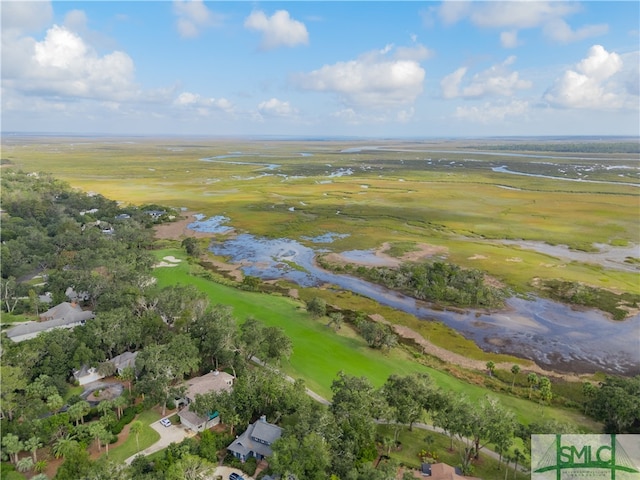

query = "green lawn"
[105, 410, 161, 464]
[151, 248, 600, 430]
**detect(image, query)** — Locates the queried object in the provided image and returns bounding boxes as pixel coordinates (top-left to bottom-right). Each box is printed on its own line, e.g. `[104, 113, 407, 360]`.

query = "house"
[6, 302, 95, 343]
[73, 365, 104, 385]
[65, 287, 90, 303]
[71, 351, 138, 386]
[145, 209, 166, 219]
[227, 415, 283, 462]
[110, 351, 138, 375]
[421, 463, 481, 480]
[177, 371, 234, 432]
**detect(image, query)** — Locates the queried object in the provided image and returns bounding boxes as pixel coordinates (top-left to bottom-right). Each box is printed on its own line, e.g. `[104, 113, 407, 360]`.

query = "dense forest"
[1, 170, 639, 480]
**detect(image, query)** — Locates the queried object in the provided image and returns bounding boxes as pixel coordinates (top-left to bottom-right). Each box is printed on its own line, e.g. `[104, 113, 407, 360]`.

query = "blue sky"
[1, 1, 638, 137]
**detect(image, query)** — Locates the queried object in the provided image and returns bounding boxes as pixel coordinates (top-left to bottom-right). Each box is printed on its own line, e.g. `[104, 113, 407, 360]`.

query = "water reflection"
[208, 233, 640, 374]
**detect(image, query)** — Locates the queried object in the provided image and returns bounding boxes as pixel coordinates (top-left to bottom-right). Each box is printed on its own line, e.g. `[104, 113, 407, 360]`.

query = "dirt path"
[153, 211, 216, 240]
[369, 313, 586, 382]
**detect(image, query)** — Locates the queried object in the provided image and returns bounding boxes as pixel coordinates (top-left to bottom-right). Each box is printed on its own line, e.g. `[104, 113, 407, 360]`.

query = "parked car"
[160, 418, 172, 427]
[229, 473, 245, 480]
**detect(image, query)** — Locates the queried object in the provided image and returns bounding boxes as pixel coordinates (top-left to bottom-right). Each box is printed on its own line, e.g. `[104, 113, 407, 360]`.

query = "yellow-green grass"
[151, 248, 600, 430]
[295, 287, 527, 364]
[376, 424, 530, 480]
[105, 410, 161, 464]
[6, 139, 638, 296]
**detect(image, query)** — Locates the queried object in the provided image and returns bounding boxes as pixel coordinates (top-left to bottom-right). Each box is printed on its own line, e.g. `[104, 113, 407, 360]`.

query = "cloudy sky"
[1, 1, 638, 137]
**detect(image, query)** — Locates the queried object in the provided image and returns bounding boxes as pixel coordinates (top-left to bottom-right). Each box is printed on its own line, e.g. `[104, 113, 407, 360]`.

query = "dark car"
[229, 473, 245, 480]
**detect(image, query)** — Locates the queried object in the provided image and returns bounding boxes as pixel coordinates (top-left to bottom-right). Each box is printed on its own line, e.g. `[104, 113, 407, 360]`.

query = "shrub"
[241, 457, 258, 476]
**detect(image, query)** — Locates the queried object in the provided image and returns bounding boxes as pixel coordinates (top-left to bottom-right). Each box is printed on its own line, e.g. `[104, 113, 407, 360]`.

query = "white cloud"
[257, 98, 297, 117]
[294, 45, 427, 109]
[438, 1, 607, 46]
[441, 57, 531, 99]
[454, 100, 529, 123]
[173, 0, 222, 38]
[543, 18, 608, 44]
[244, 10, 309, 50]
[464, 1, 578, 29]
[394, 44, 434, 61]
[63, 10, 88, 32]
[0, 0, 53, 34]
[543, 45, 634, 110]
[4, 24, 137, 101]
[174, 91, 235, 114]
[441, 67, 467, 99]
[500, 30, 519, 49]
[438, 1, 472, 26]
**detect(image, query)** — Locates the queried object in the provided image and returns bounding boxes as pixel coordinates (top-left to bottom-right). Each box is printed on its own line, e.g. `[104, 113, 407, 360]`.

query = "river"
[204, 230, 640, 375]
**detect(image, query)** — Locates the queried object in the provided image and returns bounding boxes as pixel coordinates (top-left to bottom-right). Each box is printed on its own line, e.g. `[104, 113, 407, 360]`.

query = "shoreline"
[153, 215, 623, 380]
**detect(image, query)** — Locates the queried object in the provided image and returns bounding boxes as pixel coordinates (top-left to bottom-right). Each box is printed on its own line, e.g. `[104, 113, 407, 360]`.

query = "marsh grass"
[6, 138, 637, 296]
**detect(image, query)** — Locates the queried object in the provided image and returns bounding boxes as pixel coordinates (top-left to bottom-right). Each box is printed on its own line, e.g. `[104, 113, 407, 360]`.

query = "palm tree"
[25, 436, 43, 463]
[119, 366, 136, 395]
[1, 433, 23, 464]
[112, 395, 128, 420]
[130, 420, 143, 453]
[527, 373, 538, 399]
[513, 448, 524, 478]
[67, 401, 90, 426]
[52, 435, 78, 459]
[89, 423, 107, 453]
[99, 428, 113, 457]
[510, 365, 520, 389]
[503, 453, 513, 480]
[486, 361, 495, 377]
[97, 399, 113, 417]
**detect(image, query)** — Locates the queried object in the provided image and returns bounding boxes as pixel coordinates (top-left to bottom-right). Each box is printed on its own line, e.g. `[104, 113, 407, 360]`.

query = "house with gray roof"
[6, 302, 94, 343]
[177, 370, 234, 432]
[73, 365, 104, 385]
[227, 415, 283, 462]
[110, 351, 138, 375]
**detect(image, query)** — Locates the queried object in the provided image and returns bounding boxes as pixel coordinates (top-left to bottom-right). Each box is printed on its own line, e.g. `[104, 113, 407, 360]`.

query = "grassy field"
[4, 137, 638, 297]
[106, 410, 161, 464]
[152, 248, 600, 430]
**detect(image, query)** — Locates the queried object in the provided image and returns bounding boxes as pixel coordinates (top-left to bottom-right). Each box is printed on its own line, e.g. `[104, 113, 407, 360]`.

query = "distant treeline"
[466, 142, 640, 154]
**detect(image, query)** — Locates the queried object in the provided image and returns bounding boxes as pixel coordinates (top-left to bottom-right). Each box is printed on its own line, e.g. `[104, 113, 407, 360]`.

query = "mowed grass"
[106, 409, 161, 464]
[6, 139, 638, 295]
[151, 249, 600, 430]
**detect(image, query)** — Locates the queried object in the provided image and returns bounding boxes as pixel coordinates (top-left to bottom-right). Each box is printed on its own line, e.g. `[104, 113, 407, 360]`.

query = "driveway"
[124, 417, 193, 464]
[208, 466, 255, 480]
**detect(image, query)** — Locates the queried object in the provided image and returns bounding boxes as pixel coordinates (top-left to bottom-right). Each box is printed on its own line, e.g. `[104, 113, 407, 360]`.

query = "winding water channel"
[192, 148, 639, 375]
[203, 231, 640, 376]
